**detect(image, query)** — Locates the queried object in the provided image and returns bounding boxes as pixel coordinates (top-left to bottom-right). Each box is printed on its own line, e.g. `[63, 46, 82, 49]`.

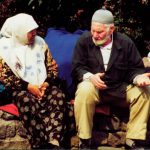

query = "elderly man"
[71, 9, 150, 149]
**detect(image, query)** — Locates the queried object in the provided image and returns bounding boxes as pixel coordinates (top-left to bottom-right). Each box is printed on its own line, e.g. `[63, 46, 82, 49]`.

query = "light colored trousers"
[74, 80, 150, 140]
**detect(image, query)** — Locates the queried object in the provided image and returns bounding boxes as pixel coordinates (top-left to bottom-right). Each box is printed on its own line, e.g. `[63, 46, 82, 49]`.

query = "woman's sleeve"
[44, 47, 58, 83]
[0, 57, 28, 91]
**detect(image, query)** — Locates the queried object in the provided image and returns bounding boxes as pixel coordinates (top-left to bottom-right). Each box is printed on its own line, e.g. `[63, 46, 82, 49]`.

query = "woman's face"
[27, 29, 37, 45]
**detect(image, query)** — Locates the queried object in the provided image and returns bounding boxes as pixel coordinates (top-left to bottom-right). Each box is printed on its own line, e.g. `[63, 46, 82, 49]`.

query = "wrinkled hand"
[39, 82, 49, 96]
[136, 73, 150, 86]
[90, 73, 107, 90]
[27, 84, 43, 100]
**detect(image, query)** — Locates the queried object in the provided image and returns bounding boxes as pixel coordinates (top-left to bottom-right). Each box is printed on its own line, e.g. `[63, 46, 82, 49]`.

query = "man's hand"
[135, 73, 150, 86]
[90, 73, 107, 90]
[27, 84, 43, 100]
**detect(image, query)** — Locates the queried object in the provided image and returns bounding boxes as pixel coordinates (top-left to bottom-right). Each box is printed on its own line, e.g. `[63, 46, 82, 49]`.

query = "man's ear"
[109, 25, 115, 34]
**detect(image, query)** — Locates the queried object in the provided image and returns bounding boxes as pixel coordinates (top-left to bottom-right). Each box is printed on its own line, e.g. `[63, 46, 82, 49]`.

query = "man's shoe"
[79, 138, 91, 149]
[125, 139, 146, 150]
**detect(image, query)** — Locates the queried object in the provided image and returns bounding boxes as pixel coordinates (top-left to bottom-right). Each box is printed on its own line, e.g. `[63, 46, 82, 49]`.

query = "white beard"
[92, 36, 109, 46]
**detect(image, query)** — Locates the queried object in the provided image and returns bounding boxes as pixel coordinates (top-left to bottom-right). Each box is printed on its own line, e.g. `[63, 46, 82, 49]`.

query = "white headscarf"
[0, 13, 47, 87]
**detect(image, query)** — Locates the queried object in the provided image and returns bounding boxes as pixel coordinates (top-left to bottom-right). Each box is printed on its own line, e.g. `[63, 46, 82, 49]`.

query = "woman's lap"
[12, 85, 66, 148]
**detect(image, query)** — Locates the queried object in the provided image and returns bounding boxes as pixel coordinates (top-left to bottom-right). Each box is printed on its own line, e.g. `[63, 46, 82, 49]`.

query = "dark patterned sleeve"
[44, 46, 58, 83]
[0, 57, 28, 91]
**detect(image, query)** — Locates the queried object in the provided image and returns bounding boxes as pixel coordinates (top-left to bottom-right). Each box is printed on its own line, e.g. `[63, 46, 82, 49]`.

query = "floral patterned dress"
[0, 47, 66, 148]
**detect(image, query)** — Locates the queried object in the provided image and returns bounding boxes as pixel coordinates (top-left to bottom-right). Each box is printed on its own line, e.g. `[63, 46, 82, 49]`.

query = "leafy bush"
[0, 0, 149, 56]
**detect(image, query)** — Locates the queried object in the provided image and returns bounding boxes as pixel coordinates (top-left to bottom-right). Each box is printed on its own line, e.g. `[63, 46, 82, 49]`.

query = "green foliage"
[0, 0, 149, 56]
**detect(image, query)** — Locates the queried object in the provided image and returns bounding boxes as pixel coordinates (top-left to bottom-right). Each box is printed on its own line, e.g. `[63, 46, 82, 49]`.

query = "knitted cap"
[92, 9, 114, 24]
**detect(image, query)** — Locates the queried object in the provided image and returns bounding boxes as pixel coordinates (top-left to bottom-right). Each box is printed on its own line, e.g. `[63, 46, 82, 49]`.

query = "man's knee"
[75, 81, 99, 103]
[76, 81, 97, 94]
[127, 85, 150, 103]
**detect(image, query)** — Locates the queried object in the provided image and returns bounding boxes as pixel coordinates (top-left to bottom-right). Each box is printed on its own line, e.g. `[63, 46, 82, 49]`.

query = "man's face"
[91, 22, 111, 46]
[27, 29, 37, 45]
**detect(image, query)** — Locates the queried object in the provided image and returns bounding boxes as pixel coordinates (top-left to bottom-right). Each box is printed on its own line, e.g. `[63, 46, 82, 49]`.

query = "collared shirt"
[100, 41, 112, 70]
[83, 35, 113, 80]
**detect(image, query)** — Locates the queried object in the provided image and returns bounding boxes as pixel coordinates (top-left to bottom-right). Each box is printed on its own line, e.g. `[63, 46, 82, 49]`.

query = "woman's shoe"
[45, 143, 63, 149]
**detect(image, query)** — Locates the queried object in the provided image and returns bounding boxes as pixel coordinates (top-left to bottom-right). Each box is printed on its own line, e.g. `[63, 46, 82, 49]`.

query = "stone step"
[97, 146, 125, 150]
[0, 135, 30, 149]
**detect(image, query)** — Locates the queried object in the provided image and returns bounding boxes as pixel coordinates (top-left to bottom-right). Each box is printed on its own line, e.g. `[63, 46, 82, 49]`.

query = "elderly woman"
[0, 13, 66, 149]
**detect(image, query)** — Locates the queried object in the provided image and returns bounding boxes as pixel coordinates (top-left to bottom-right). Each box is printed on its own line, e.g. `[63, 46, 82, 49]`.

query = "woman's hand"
[39, 82, 49, 96]
[27, 84, 43, 100]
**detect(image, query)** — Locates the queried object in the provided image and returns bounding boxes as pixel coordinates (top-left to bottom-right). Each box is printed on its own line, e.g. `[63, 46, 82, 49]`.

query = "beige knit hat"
[92, 9, 114, 24]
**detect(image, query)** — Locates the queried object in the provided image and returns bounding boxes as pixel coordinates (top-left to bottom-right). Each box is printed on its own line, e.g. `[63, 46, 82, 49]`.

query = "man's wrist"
[133, 75, 142, 85]
[83, 72, 93, 81]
